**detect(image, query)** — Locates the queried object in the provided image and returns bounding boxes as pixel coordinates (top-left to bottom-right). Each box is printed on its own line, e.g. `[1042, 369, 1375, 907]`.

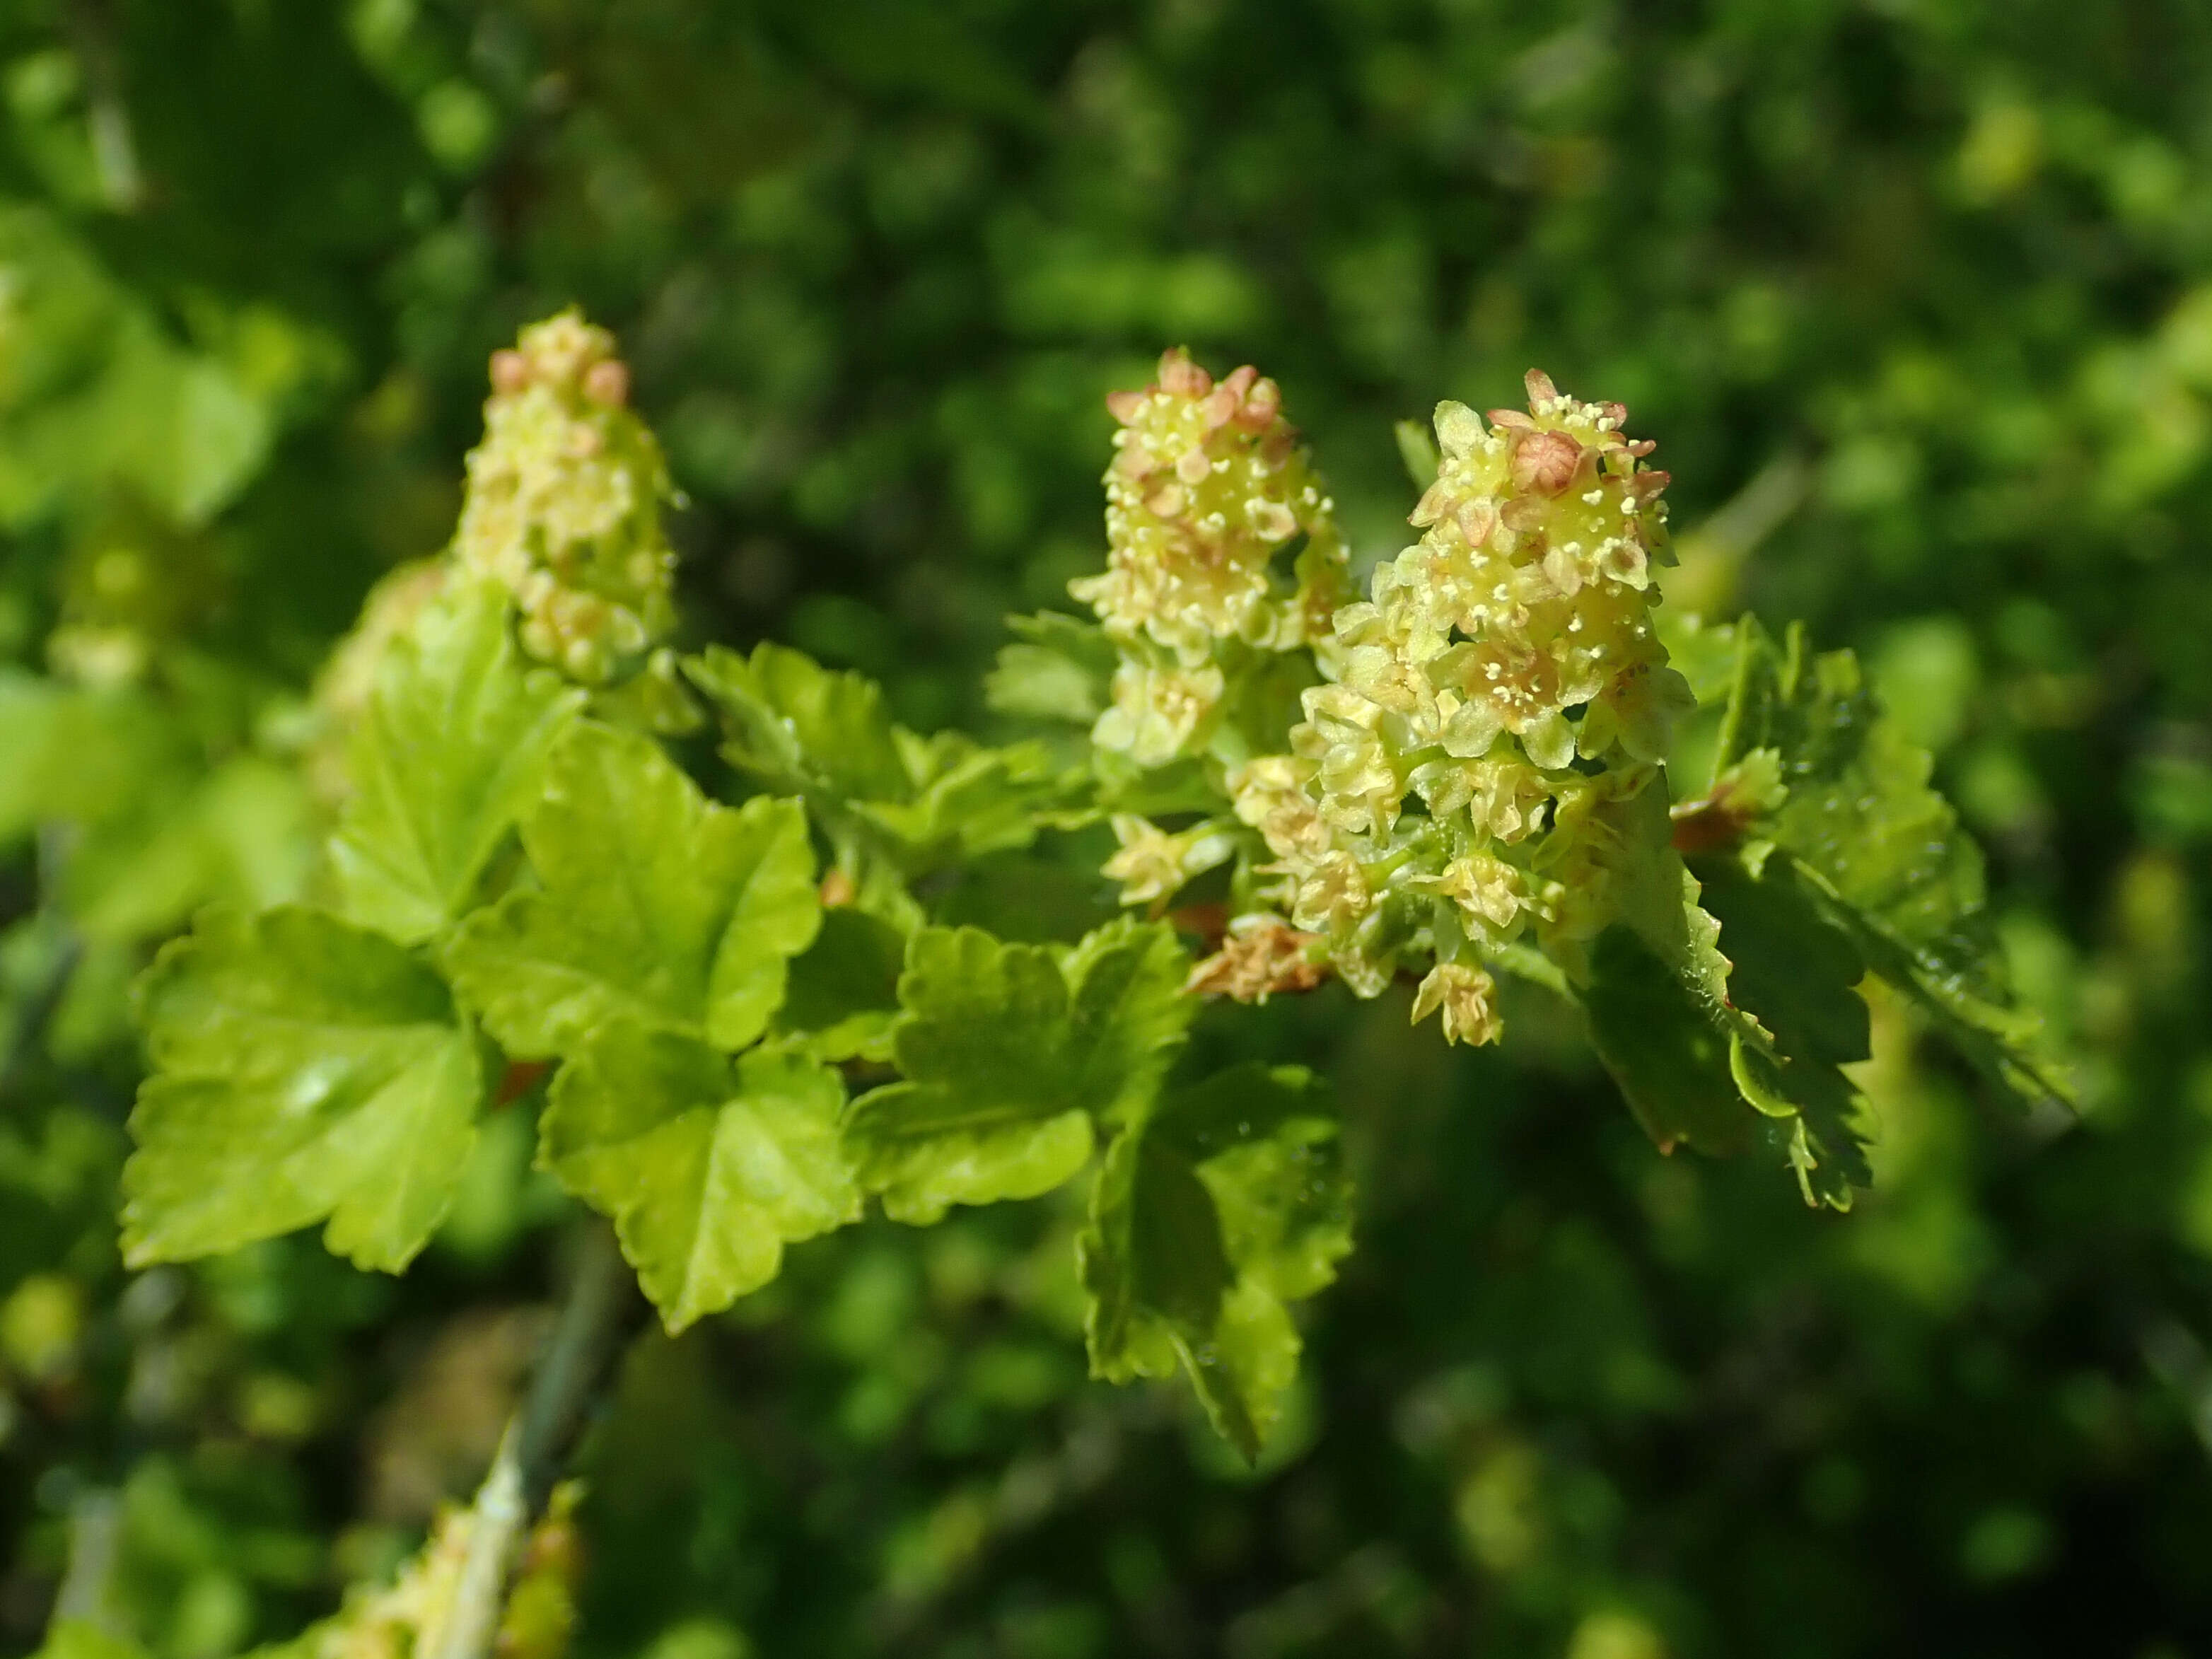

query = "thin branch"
[50, 1489, 124, 1636]
[62, 0, 143, 212]
[426, 1223, 635, 1659]
[1, 827, 84, 1105]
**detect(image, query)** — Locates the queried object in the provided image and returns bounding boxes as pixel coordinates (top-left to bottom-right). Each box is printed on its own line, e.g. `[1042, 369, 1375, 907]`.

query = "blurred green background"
[4, 1, 2211, 1655]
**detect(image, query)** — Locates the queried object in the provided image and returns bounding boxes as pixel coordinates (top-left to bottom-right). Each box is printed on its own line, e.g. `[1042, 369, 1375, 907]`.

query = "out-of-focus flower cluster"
[455, 310, 677, 687]
[308, 1484, 581, 1659]
[1073, 349, 1347, 767]
[1102, 368, 1699, 1044]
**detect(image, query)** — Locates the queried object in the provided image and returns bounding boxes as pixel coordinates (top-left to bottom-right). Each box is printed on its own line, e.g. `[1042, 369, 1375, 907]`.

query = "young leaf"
[984, 611, 1116, 724]
[327, 579, 585, 943]
[689, 641, 1082, 871]
[854, 727, 1083, 861]
[443, 721, 818, 1057]
[541, 1022, 858, 1331]
[844, 918, 1193, 1223]
[124, 906, 482, 1273]
[685, 641, 909, 804]
[1080, 1064, 1351, 1461]
[1701, 616, 2072, 1112]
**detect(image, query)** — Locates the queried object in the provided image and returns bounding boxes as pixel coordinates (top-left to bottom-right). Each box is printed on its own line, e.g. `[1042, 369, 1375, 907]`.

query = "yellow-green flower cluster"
[306, 1483, 581, 1659]
[1075, 349, 1346, 767]
[454, 310, 677, 685]
[1222, 372, 1697, 1037]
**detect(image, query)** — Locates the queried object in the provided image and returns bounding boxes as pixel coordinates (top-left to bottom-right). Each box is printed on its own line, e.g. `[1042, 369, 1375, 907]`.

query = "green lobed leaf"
[1695, 854, 1875, 1208]
[1079, 1063, 1351, 1461]
[1705, 615, 2073, 1111]
[844, 917, 1193, 1223]
[124, 906, 482, 1272]
[689, 641, 1082, 871]
[685, 640, 909, 803]
[443, 720, 819, 1057]
[1583, 920, 1750, 1160]
[984, 611, 1116, 724]
[542, 1022, 859, 1331]
[327, 578, 586, 943]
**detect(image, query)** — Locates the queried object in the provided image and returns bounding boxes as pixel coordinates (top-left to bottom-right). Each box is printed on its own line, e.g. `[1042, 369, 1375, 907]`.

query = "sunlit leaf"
[124, 906, 481, 1272]
[844, 917, 1192, 1223]
[327, 579, 584, 943]
[443, 720, 817, 1056]
[542, 1022, 858, 1330]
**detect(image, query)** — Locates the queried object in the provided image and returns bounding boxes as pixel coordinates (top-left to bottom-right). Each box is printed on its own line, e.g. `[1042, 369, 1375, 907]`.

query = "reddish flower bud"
[1509, 429, 1585, 496]
[1158, 349, 1211, 398]
[1105, 388, 1148, 424]
[583, 358, 629, 407]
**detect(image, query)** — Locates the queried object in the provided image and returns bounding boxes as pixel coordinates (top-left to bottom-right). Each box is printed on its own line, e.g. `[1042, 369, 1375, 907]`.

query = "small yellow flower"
[1291, 850, 1374, 936]
[1431, 853, 1525, 939]
[1090, 660, 1225, 767]
[1101, 815, 1237, 906]
[1411, 962, 1503, 1047]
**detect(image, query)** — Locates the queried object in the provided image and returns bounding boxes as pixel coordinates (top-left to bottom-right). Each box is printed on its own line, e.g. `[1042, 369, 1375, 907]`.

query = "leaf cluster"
[124, 574, 1348, 1454]
[1588, 617, 2075, 1209]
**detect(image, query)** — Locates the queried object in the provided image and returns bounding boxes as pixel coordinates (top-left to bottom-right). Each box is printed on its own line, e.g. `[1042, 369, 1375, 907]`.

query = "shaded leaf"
[1695, 854, 1874, 1208]
[771, 904, 907, 1062]
[1583, 921, 1750, 1159]
[1708, 616, 2072, 1111]
[1080, 1063, 1350, 1460]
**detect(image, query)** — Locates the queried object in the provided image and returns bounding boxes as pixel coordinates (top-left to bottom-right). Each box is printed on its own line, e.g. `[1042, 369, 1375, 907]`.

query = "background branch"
[426, 1222, 635, 1659]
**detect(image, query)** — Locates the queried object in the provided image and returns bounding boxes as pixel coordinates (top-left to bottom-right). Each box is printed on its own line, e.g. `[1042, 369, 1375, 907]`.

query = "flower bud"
[455, 310, 677, 687]
[1071, 347, 1344, 663]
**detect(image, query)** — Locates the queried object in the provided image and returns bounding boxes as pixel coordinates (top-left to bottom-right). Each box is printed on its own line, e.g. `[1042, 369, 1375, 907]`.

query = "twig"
[50, 1489, 123, 1635]
[426, 1223, 635, 1659]
[0, 926, 80, 1102]
[62, 0, 143, 212]
[1, 826, 84, 1105]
